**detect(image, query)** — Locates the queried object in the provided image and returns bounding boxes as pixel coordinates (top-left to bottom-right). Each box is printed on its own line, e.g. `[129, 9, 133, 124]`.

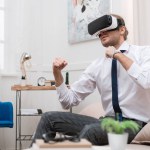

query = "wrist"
[55, 81, 63, 87]
[53, 71, 64, 87]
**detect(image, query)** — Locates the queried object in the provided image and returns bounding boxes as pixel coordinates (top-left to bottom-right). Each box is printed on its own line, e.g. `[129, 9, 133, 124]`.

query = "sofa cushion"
[79, 102, 105, 119]
[132, 122, 150, 145]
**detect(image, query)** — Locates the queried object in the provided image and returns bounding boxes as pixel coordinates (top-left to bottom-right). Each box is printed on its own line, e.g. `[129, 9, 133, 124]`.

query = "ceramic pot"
[108, 133, 128, 150]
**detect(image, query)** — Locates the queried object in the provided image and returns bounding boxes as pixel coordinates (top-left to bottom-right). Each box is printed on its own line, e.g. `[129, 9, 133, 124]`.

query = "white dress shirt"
[56, 41, 150, 123]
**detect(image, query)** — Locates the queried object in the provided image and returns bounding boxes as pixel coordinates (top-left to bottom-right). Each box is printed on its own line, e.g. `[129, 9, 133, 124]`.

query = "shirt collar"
[118, 41, 130, 52]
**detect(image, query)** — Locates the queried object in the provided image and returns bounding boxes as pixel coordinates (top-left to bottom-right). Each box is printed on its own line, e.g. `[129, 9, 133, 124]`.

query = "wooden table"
[11, 85, 56, 150]
[11, 85, 56, 91]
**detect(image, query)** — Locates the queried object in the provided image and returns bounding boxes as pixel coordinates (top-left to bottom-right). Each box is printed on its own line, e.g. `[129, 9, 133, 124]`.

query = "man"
[32, 14, 150, 145]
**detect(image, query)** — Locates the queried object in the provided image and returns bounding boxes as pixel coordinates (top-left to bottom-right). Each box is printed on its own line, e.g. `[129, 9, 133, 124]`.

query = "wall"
[133, 0, 150, 45]
[0, 0, 134, 149]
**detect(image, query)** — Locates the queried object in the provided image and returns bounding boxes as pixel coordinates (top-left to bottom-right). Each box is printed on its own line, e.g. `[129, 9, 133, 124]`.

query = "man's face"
[98, 28, 122, 48]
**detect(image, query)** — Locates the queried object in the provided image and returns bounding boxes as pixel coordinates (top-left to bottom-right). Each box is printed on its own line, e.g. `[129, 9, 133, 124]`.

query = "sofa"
[26, 102, 150, 150]
[79, 102, 150, 149]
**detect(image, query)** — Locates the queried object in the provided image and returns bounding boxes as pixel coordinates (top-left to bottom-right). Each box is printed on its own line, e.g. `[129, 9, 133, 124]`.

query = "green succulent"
[101, 118, 140, 134]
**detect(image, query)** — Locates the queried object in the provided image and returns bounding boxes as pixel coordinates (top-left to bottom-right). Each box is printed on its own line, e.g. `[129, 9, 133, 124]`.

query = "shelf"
[17, 114, 42, 116]
[12, 85, 58, 150]
[17, 135, 33, 141]
[11, 85, 56, 91]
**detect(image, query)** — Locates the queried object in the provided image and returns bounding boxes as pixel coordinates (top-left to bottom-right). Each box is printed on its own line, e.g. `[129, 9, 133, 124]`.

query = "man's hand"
[53, 58, 68, 72]
[53, 58, 68, 87]
[105, 46, 115, 58]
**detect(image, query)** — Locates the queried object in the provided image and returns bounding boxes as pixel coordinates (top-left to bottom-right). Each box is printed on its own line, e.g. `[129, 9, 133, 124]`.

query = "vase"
[108, 133, 128, 150]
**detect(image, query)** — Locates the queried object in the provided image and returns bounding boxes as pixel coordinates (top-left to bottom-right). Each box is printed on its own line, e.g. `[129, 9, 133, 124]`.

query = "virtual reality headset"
[88, 15, 125, 36]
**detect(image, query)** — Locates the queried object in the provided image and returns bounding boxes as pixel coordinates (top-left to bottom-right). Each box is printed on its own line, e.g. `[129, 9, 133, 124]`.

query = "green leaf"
[101, 118, 140, 134]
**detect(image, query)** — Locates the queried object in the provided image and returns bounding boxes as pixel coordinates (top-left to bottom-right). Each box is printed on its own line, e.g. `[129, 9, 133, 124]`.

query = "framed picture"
[68, 0, 111, 44]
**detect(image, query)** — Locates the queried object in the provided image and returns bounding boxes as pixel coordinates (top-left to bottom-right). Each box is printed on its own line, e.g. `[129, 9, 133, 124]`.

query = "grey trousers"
[32, 111, 143, 145]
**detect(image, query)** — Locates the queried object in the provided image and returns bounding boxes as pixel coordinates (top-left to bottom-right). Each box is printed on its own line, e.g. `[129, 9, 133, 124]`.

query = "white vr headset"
[88, 15, 125, 36]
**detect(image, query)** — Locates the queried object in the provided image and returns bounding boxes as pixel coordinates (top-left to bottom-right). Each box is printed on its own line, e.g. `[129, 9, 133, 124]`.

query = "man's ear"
[120, 26, 126, 36]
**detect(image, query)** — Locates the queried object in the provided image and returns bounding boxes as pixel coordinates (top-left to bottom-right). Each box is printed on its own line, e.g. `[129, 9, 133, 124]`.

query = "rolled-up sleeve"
[127, 47, 150, 89]
[56, 73, 96, 109]
[55, 82, 75, 109]
[55, 61, 97, 109]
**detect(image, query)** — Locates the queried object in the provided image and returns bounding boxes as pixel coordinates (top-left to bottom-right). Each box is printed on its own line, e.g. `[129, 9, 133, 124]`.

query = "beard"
[100, 37, 119, 48]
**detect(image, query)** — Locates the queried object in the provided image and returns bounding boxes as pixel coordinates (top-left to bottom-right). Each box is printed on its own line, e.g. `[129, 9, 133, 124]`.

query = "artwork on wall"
[68, 0, 111, 44]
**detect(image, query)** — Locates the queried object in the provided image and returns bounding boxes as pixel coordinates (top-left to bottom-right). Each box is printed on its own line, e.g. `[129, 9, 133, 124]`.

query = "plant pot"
[108, 133, 128, 150]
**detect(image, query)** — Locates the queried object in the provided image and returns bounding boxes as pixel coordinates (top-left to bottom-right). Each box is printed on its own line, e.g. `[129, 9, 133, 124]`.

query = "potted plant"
[101, 117, 140, 150]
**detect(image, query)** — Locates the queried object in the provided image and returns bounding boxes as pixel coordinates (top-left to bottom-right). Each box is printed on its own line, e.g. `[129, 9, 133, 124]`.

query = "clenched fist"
[53, 58, 68, 70]
[105, 46, 115, 58]
[52, 58, 68, 86]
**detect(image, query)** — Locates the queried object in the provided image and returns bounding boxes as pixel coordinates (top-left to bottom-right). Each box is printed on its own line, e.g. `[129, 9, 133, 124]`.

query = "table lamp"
[20, 52, 31, 85]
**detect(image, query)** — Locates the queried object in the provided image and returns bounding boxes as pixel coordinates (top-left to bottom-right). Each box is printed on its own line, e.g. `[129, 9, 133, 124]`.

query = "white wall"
[0, 0, 134, 149]
[133, 0, 150, 45]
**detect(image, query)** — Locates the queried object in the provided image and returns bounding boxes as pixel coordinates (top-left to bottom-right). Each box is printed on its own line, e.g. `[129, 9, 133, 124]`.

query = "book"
[21, 109, 42, 115]
[31, 139, 92, 150]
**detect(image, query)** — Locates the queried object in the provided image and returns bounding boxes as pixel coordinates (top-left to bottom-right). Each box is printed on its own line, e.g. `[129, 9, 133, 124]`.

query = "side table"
[11, 85, 56, 150]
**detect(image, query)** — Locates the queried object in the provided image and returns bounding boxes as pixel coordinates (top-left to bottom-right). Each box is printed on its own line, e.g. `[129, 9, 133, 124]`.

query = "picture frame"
[68, 0, 111, 44]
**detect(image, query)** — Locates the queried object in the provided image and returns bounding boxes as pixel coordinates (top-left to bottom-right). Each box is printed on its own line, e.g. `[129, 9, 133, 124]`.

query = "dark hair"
[111, 14, 128, 40]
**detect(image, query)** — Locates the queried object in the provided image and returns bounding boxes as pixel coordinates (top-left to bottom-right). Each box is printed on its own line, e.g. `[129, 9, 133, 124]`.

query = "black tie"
[111, 50, 125, 121]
